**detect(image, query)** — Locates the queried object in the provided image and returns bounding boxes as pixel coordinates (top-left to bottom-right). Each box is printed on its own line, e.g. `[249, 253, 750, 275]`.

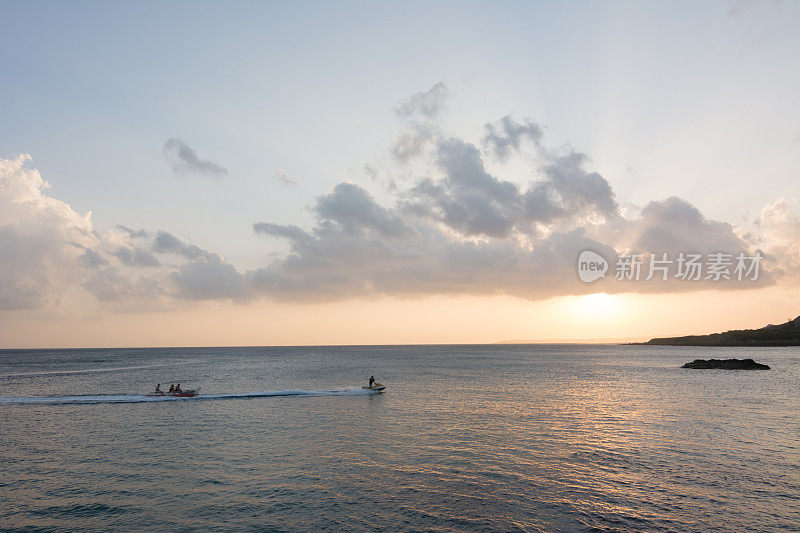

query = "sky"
[1, 0, 799, 348]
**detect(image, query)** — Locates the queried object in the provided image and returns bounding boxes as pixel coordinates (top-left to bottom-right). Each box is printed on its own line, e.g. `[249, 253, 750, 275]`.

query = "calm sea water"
[0, 345, 798, 532]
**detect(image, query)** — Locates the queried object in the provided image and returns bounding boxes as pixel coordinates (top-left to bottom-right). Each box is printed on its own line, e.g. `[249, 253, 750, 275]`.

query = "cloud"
[0, 155, 233, 311]
[151, 231, 207, 259]
[482, 116, 543, 160]
[239, 107, 780, 301]
[0, 156, 232, 310]
[176, 96, 781, 304]
[82, 267, 167, 306]
[313, 183, 413, 239]
[0, 155, 96, 310]
[402, 137, 521, 238]
[756, 198, 800, 244]
[752, 198, 800, 279]
[162, 138, 228, 177]
[246, 185, 771, 301]
[112, 246, 161, 267]
[171, 254, 249, 300]
[401, 138, 618, 238]
[394, 82, 449, 119]
[276, 168, 299, 186]
[531, 151, 619, 222]
[2, 91, 793, 312]
[392, 124, 436, 162]
[117, 225, 148, 239]
[78, 248, 109, 268]
[250, 197, 620, 302]
[631, 197, 748, 255]
[246, 164, 617, 301]
[253, 222, 312, 243]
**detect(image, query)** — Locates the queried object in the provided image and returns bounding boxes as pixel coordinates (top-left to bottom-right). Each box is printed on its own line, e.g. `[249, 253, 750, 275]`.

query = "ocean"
[1, 344, 798, 532]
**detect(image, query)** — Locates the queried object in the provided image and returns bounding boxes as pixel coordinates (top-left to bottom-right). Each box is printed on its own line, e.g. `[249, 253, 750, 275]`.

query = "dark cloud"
[78, 248, 109, 268]
[436, 138, 520, 203]
[0, 226, 54, 310]
[162, 138, 228, 177]
[112, 246, 161, 267]
[117, 225, 148, 239]
[243, 187, 772, 302]
[250, 207, 620, 302]
[314, 183, 413, 239]
[401, 138, 521, 238]
[253, 222, 312, 243]
[152, 231, 207, 259]
[401, 138, 618, 238]
[244, 173, 618, 302]
[171, 254, 249, 300]
[528, 151, 619, 221]
[482, 116, 543, 160]
[82, 267, 166, 305]
[633, 197, 748, 255]
[394, 82, 449, 119]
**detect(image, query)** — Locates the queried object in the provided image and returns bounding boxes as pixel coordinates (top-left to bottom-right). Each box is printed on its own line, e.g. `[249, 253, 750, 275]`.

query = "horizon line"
[0, 339, 650, 351]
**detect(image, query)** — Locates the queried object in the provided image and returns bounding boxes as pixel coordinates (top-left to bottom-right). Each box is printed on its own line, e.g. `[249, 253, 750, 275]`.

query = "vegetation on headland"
[641, 316, 800, 347]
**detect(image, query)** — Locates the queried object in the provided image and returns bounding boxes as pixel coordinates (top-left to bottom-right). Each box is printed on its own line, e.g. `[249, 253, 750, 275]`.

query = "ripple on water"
[1, 345, 798, 532]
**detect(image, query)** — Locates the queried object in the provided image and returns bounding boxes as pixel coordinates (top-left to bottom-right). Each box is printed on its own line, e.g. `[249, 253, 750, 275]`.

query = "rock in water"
[681, 358, 770, 370]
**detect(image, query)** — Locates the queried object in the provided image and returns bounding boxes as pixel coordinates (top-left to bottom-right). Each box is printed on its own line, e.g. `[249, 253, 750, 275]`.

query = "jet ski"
[362, 382, 386, 392]
[147, 389, 198, 398]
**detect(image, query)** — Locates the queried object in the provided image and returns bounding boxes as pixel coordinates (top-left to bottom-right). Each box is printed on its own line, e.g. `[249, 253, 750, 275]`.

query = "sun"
[568, 292, 622, 319]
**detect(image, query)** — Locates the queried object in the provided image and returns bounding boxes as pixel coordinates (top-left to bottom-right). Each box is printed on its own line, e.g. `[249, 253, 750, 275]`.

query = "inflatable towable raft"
[147, 390, 198, 398]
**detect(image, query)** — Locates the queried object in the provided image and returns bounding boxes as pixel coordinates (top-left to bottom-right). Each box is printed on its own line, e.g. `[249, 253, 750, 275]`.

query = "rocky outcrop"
[681, 358, 770, 370]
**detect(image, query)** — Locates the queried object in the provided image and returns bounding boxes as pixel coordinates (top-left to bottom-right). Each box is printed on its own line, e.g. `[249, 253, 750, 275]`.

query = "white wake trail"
[0, 387, 378, 406]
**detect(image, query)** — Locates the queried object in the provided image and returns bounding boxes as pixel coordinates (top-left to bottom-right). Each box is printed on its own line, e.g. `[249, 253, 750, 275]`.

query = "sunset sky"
[2, 1, 799, 348]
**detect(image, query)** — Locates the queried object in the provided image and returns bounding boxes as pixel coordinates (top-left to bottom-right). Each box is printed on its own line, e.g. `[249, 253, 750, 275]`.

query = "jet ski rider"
[368, 376, 375, 388]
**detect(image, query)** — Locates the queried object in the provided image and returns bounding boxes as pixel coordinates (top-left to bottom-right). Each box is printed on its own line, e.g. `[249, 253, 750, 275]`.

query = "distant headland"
[639, 315, 800, 347]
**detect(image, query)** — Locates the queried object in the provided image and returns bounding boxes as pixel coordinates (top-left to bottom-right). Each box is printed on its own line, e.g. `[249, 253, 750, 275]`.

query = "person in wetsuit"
[368, 376, 375, 388]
